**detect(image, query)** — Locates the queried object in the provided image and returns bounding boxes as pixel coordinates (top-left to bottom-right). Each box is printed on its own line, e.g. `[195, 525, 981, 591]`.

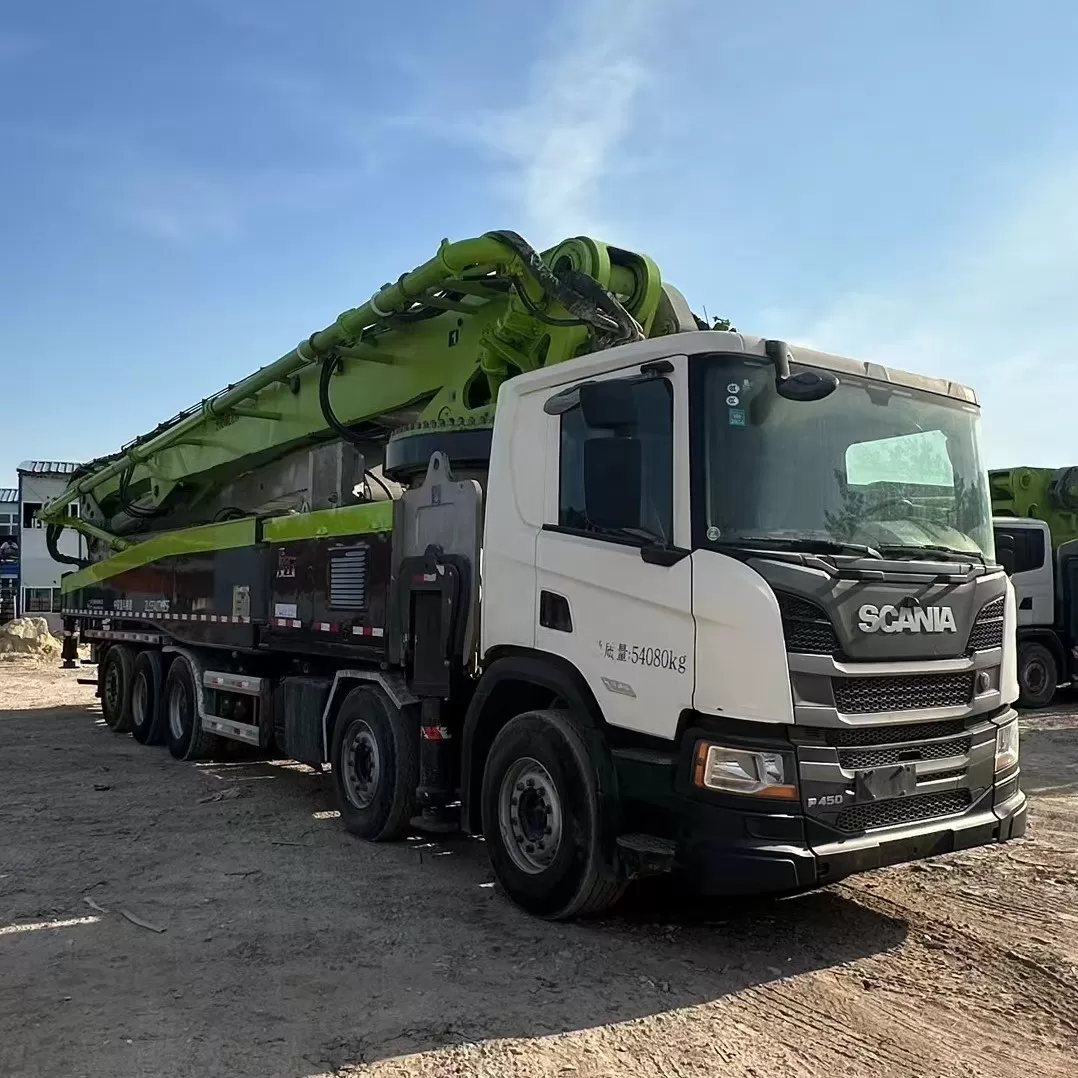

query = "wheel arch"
[460, 647, 611, 835]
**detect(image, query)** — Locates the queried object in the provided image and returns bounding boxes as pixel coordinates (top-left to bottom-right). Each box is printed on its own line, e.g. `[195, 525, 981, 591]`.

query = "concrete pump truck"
[990, 465, 1078, 706]
[41, 230, 1026, 920]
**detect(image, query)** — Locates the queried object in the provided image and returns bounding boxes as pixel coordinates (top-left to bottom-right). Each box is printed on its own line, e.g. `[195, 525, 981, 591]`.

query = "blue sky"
[2, 0, 1077, 486]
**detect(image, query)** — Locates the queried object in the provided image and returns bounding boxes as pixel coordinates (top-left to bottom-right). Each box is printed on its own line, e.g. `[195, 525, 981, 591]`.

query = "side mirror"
[776, 368, 839, 402]
[764, 339, 839, 402]
[995, 535, 1015, 576]
[583, 438, 642, 531]
[578, 381, 638, 429]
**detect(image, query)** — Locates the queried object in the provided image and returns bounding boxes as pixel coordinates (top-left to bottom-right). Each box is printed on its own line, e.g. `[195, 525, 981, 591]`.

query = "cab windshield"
[697, 356, 995, 561]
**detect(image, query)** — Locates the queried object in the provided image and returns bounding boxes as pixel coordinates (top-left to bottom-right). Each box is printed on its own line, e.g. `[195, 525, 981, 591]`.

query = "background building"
[17, 461, 84, 632]
[0, 487, 17, 620]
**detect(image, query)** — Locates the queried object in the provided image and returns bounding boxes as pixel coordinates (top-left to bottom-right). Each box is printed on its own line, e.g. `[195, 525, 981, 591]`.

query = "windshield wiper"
[714, 536, 883, 559]
[875, 543, 986, 566]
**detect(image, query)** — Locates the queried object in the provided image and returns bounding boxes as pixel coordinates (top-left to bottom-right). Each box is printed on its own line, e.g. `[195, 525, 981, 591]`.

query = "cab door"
[998, 522, 1053, 626]
[533, 358, 696, 740]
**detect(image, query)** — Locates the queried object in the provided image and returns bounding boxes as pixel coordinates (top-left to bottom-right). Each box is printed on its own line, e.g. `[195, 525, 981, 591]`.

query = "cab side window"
[557, 378, 673, 543]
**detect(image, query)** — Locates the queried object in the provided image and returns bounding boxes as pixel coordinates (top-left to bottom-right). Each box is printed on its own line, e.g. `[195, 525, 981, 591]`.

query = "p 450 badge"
[808, 793, 849, 808]
[858, 603, 957, 634]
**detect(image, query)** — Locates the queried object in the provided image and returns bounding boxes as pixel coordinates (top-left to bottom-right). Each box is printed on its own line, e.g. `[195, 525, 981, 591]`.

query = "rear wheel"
[100, 645, 135, 733]
[1018, 640, 1058, 708]
[165, 655, 220, 760]
[131, 650, 168, 745]
[330, 685, 419, 841]
[481, 709, 624, 921]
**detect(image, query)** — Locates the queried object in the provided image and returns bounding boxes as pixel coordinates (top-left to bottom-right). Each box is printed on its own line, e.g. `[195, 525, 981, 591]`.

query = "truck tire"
[131, 650, 168, 746]
[164, 655, 220, 761]
[1018, 641, 1058, 709]
[330, 685, 419, 842]
[100, 645, 135, 734]
[480, 709, 625, 921]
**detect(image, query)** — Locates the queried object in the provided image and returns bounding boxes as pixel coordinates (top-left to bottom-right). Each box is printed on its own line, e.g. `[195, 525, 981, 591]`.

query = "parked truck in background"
[990, 465, 1078, 707]
[40, 230, 1026, 919]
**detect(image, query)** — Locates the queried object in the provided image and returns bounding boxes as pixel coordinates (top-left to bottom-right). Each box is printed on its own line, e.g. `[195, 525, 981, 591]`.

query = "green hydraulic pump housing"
[39, 230, 710, 559]
[989, 466, 1078, 547]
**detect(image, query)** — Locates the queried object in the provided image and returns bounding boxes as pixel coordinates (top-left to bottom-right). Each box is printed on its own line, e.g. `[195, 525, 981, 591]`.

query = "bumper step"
[616, 833, 677, 880]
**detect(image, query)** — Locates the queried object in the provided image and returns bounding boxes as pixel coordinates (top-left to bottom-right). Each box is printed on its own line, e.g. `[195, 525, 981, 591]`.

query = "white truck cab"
[470, 331, 1027, 908]
[993, 515, 1070, 706]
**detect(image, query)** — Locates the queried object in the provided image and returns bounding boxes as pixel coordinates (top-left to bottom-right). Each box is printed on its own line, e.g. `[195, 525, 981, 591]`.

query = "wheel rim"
[168, 681, 187, 741]
[104, 663, 122, 717]
[1024, 658, 1048, 696]
[132, 675, 148, 729]
[498, 757, 563, 875]
[342, 720, 381, 809]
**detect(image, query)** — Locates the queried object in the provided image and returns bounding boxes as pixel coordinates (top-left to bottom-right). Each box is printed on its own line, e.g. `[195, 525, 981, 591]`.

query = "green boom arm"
[990, 466, 1078, 548]
[41, 230, 692, 548]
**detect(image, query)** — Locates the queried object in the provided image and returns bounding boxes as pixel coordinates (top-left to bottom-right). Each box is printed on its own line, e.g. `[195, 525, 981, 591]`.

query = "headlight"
[995, 720, 1020, 773]
[692, 743, 797, 799]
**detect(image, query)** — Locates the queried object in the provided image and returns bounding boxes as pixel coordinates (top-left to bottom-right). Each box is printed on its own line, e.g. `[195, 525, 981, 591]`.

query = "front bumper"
[677, 785, 1026, 895]
[612, 714, 1028, 897]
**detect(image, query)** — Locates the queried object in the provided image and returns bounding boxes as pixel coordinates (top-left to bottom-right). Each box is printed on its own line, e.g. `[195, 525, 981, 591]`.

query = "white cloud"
[467, 0, 664, 245]
[224, 0, 667, 248]
[786, 156, 1078, 469]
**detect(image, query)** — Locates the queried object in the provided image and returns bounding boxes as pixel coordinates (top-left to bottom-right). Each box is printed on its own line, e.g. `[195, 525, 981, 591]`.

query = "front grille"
[824, 718, 970, 747]
[832, 673, 974, 714]
[778, 593, 838, 654]
[968, 596, 1005, 650]
[968, 621, 1004, 649]
[922, 767, 967, 783]
[838, 737, 971, 769]
[836, 789, 972, 833]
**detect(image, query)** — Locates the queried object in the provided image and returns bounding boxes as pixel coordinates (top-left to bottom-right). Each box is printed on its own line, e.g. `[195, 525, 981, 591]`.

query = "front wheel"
[481, 709, 624, 921]
[1018, 640, 1058, 709]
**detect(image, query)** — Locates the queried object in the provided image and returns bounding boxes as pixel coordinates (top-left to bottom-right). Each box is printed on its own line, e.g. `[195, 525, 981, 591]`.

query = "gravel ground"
[1, 656, 1076, 1077]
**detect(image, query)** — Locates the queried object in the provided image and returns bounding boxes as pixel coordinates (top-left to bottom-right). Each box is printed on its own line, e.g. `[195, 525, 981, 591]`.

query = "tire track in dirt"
[339, 908, 1078, 1078]
[854, 865, 1078, 979]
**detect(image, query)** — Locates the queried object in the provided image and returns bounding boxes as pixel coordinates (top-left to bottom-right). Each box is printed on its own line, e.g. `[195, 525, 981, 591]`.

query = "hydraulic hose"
[46, 523, 89, 569]
[483, 230, 643, 345]
[117, 465, 168, 520]
[317, 356, 395, 501]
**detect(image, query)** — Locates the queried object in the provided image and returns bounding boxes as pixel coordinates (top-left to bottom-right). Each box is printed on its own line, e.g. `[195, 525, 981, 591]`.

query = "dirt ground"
[1, 657, 1077, 1078]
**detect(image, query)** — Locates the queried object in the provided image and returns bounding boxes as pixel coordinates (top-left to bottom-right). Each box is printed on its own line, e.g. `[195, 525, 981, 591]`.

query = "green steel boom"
[42, 231, 701, 549]
[990, 466, 1078, 548]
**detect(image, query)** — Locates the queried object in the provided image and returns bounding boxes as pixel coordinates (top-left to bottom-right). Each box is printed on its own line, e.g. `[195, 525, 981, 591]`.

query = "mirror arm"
[641, 544, 691, 567]
[764, 338, 792, 384]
